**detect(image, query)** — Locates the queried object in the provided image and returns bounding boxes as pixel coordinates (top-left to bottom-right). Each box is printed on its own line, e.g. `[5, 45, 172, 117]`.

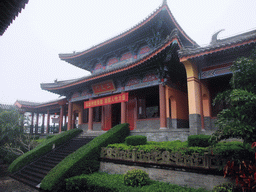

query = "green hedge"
[188, 135, 211, 147]
[107, 140, 207, 155]
[8, 129, 82, 173]
[125, 135, 147, 146]
[107, 140, 253, 158]
[40, 123, 130, 191]
[65, 172, 209, 192]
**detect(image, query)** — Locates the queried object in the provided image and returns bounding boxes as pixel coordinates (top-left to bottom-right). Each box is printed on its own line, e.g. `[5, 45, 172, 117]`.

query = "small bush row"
[107, 140, 254, 159]
[8, 129, 82, 173]
[125, 135, 147, 146]
[65, 172, 209, 192]
[40, 123, 130, 191]
[107, 140, 207, 155]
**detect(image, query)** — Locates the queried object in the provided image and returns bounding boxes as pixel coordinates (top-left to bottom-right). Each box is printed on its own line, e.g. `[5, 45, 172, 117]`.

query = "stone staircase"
[11, 134, 95, 189]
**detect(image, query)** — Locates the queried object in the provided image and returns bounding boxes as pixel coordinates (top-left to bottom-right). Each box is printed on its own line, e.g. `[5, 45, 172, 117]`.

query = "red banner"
[84, 92, 128, 109]
[92, 80, 116, 94]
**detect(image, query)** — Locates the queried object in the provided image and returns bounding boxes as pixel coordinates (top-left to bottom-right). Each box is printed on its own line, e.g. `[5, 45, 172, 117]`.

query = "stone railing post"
[132, 149, 137, 162]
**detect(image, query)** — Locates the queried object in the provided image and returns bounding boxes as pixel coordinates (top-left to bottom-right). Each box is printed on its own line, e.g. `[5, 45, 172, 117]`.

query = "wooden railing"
[100, 147, 227, 170]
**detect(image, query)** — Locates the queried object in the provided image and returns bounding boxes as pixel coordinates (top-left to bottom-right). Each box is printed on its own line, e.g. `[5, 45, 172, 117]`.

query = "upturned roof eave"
[179, 39, 256, 62]
[14, 98, 68, 110]
[179, 31, 256, 62]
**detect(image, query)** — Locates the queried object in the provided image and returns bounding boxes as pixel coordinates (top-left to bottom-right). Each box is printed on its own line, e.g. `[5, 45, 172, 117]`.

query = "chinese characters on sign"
[91, 80, 116, 94]
[84, 92, 129, 109]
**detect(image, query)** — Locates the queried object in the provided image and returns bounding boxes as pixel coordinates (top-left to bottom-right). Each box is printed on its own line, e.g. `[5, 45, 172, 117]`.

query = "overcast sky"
[1, 0, 256, 105]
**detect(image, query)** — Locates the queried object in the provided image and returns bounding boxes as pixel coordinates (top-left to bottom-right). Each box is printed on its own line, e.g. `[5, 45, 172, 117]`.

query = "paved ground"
[0, 164, 39, 192]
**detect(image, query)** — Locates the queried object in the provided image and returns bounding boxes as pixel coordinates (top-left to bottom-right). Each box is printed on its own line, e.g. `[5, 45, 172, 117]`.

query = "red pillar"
[88, 107, 93, 131]
[88, 99, 93, 131]
[46, 110, 50, 133]
[159, 84, 167, 129]
[67, 101, 73, 130]
[59, 105, 64, 132]
[121, 101, 126, 124]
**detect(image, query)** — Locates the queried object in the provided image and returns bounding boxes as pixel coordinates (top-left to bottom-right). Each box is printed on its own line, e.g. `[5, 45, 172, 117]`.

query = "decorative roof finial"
[162, 0, 167, 5]
[211, 29, 225, 44]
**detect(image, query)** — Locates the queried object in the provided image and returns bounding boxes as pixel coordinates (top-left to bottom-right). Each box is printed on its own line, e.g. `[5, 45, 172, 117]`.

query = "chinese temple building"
[36, 1, 256, 141]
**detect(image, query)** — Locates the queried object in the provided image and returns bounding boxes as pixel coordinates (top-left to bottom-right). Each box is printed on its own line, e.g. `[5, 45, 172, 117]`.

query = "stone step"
[11, 132, 94, 189]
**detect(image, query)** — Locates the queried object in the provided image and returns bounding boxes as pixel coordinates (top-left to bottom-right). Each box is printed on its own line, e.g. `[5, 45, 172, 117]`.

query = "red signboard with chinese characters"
[91, 80, 116, 94]
[84, 92, 129, 109]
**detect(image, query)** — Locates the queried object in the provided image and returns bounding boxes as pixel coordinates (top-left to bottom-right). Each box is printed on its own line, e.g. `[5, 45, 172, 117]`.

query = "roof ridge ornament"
[162, 0, 167, 5]
[211, 29, 225, 44]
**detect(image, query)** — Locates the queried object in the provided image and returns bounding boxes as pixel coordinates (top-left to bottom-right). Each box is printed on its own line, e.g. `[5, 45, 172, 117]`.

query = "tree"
[212, 49, 256, 144]
[0, 110, 23, 145]
[0, 110, 38, 163]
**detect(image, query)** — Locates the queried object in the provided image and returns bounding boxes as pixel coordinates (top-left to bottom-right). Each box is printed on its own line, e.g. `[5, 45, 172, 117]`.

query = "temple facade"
[21, 1, 256, 141]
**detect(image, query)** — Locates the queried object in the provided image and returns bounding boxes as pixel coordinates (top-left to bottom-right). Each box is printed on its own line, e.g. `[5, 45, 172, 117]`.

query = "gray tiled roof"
[179, 29, 256, 58]
[41, 30, 180, 90]
[16, 97, 67, 107]
[0, 104, 16, 110]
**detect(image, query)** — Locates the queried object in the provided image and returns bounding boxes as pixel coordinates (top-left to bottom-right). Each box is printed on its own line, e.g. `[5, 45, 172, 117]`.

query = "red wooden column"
[30, 112, 34, 134]
[88, 100, 93, 131]
[159, 84, 167, 129]
[121, 101, 126, 124]
[41, 113, 45, 133]
[59, 105, 64, 132]
[46, 110, 50, 133]
[67, 101, 73, 130]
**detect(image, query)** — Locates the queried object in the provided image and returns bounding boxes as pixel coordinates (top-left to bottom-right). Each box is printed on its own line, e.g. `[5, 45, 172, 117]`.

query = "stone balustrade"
[100, 147, 226, 170]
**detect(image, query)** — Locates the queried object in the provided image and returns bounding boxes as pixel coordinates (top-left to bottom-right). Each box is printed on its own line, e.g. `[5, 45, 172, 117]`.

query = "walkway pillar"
[182, 60, 203, 135]
[59, 105, 64, 132]
[67, 101, 73, 130]
[88, 99, 93, 131]
[20, 112, 25, 133]
[159, 83, 167, 129]
[35, 113, 39, 134]
[64, 114, 67, 128]
[30, 112, 34, 134]
[121, 101, 126, 124]
[46, 110, 50, 133]
[41, 113, 45, 133]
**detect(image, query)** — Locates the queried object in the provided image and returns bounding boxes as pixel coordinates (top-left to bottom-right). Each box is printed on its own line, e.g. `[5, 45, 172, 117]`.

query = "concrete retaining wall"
[131, 129, 189, 142]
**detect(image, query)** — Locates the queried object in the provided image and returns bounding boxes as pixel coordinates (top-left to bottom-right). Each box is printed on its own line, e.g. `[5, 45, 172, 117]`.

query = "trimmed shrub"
[40, 123, 130, 191]
[125, 135, 147, 146]
[8, 129, 82, 173]
[124, 169, 150, 187]
[188, 134, 211, 147]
